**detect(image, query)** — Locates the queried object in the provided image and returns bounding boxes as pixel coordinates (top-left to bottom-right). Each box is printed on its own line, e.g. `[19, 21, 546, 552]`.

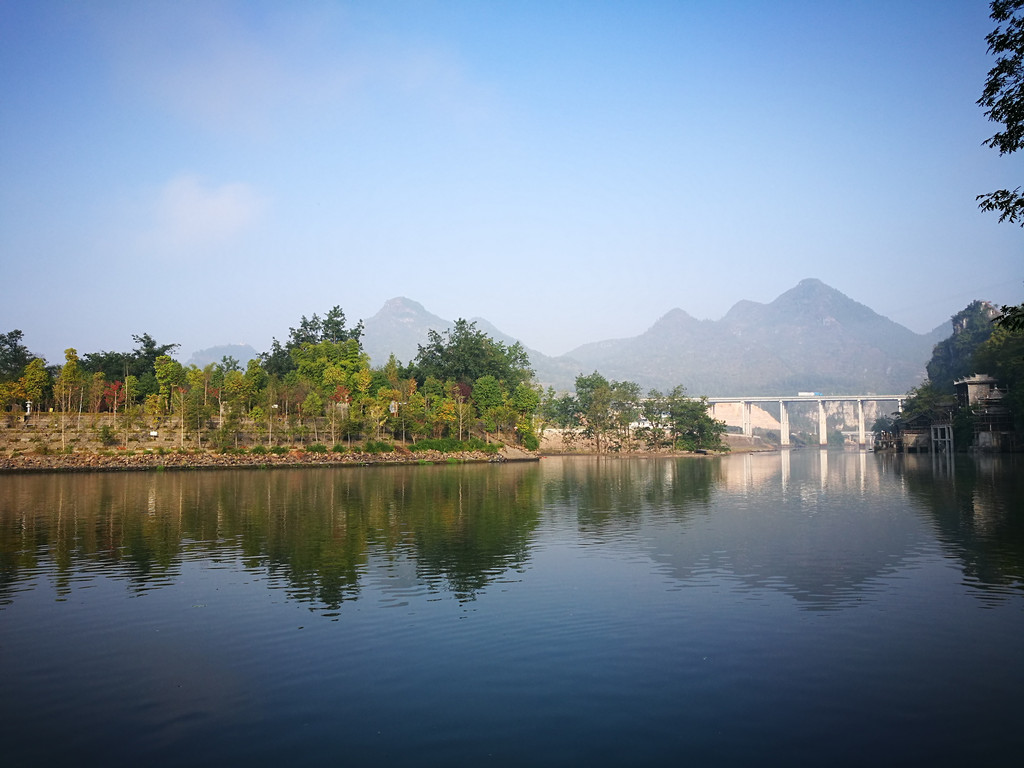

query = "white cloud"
[153, 174, 264, 248]
[89, 2, 497, 138]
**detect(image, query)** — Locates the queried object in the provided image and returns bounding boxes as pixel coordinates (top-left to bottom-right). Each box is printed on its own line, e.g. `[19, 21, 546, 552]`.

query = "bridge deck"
[705, 395, 904, 404]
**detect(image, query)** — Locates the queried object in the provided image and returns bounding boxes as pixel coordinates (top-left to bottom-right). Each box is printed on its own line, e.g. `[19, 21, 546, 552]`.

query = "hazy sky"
[2, 0, 1022, 364]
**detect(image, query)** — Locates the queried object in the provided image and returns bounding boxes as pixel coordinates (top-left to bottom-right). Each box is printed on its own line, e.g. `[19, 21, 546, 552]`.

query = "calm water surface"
[1, 452, 1022, 766]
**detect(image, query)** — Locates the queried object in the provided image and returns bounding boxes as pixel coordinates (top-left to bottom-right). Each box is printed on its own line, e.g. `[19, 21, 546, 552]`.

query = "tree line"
[0, 310, 726, 454]
[539, 372, 727, 453]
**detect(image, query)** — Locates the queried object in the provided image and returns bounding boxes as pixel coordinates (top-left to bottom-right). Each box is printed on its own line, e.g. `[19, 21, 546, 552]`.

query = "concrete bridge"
[706, 394, 904, 447]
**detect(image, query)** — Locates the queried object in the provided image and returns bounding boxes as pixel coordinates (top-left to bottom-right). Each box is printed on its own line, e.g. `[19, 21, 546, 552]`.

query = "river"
[1, 451, 1021, 766]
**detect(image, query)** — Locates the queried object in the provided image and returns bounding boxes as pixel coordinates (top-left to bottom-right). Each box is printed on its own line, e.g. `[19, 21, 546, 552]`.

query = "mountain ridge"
[357, 280, 946, 396]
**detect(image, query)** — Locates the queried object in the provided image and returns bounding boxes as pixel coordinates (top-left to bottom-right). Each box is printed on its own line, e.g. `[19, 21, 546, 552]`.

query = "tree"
[81, 333, 178, 397]
[0, 330, 36, 382]
[973, 320, 1024, 426]
[54, 348, 83, 449]
[321, 305, 364, 344]
[154, 355, 186, 412]
[574, 371, 614, 452]
[978, 2, 1024, 330]
[261, 306, 365, 377]
[926, 301, 1000, 391]
[18, 358, 49, 413]
[413, 319, 533, 390]
[472, 375, 504, 435]
[610, 380, 642, 450]
[978, 0, 1024, 225]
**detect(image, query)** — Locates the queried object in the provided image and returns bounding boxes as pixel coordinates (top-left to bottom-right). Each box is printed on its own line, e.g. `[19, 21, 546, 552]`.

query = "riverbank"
[0, 420, 760, 473]
[0, 445, 541, 473]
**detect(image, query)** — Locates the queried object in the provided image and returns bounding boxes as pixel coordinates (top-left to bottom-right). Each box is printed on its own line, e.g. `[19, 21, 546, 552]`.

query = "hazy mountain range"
[191, 279, 949, 396]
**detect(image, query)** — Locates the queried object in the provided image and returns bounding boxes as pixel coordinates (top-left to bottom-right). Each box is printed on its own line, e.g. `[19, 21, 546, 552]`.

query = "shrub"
[249, 444, 268, 455]
[331, 444, 347, 454]
[307, 443, 328, 454]
[363, 440, 395, 454]
[518, 429, 540, 451]
[270, 445, 289, 456]
[98, 424, 117, 446]
[410, 437, 498, 454]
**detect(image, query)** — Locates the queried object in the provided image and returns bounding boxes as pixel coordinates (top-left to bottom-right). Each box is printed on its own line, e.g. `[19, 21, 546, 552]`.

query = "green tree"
[926, 301, 999, 392]
[973, 321, 1024, 426]
[472, 375, 504, 435]
[54, 348, 84, 448]
[978, 2, 1024, 330]
[978, 0, 1024, 225]
[261, 306, 364, 376]
[154, 355, 186, 412]
[300, 390, 325, 442]
[899, 382, 952, 423]
[0, 330, 36, 382]
[413, 319, 533, 390]
[18, 358, 49, 413]
[574, 371, 614, 452]
[81, 333, 178, 397]
[610, 380, 642, 450]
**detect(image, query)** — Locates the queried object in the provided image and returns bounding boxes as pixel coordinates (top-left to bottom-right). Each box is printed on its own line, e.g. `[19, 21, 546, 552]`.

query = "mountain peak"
[769, 278, 877, 324]
[374, 297, 430, 319]
[362, 298, 452, 365]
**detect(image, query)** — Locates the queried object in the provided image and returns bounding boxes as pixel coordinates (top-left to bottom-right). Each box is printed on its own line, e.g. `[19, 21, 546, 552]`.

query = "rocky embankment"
[0, 446, 536, 473]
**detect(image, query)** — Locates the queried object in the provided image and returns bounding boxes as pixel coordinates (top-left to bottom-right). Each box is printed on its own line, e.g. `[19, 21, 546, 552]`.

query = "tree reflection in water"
[893, 453, 1024, 602]
[0, 463, 544, 610]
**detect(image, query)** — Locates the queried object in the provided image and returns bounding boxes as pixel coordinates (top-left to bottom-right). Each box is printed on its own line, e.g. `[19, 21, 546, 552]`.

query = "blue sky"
[2, 0, 1021, 364]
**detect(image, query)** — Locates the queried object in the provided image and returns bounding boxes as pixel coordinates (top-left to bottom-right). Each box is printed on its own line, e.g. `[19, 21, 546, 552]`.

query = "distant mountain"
[188, 343, 259, 368]
[323, 280, 951, 396]
[361, 297, 452, 366]
[361, 297, 583, 389]
[564, 278, 938, 395]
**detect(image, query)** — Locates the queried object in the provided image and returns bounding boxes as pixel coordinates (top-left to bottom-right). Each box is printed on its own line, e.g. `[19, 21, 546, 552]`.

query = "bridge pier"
[857, 399, 865, 447]
[705, 394, 905, 448]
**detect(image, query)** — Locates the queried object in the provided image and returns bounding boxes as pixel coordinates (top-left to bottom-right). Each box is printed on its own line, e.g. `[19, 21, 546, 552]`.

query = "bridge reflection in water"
[707, 394, 904, 446]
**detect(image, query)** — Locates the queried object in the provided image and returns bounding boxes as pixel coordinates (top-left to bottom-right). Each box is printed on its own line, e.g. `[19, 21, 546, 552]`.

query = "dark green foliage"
[0, 330, 36, 381]
[413, 319, 533, 389]
[926, 302, 998, 392]
[978, 0, 1024, 225]
[996, 302, 1024, 331]
[270, 445, 289, 455]
[362, 440, 395, 454]
[973, 322, 1024, 428]
[409, 437, 497, 454]
[900, 382, 945, 420]
[260, 306, 365, 377]
[97, 424, 117, 446]
[249, 444, 268, 455]
[81, 333, 178, 397]
[871, 415, 895, 435]
[518, 428, 540, 451]
[306, 443, 328, 453]
[259, 339, 293, 377]
[331, 444, 347, 453]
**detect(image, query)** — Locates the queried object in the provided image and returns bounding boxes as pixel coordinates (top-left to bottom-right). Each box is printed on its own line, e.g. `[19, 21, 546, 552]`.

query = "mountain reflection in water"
[2, 453, 1022, 613]
[1, 453, 1022, 767]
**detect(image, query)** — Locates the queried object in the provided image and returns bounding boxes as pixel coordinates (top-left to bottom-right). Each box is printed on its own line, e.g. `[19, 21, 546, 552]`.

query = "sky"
[2, 0, 1022, 365]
